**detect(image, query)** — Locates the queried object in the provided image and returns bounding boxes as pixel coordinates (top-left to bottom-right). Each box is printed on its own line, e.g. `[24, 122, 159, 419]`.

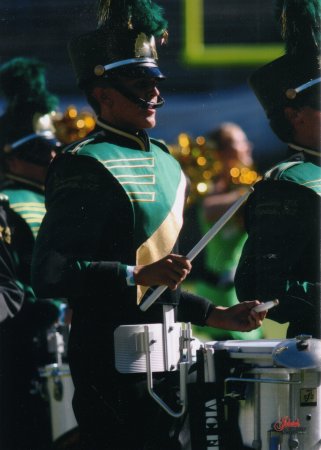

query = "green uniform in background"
[2, 180, 61, 318]
[0, 178, 60, 450]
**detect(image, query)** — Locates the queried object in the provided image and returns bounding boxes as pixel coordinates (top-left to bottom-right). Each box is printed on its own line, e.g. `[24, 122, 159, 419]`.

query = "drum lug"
[53, 375, 63, 401]
[288, 437, 299, 449]
[224, 391, 241, 400]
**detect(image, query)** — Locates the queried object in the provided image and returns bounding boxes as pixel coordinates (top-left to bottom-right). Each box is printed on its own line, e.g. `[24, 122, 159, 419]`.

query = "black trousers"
[0, 323, 51, 450]
[72, 373, 191, 450]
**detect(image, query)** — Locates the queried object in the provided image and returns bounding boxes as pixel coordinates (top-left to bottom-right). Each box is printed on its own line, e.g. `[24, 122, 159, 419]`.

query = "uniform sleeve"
[31, 154, 129, 301]
[235, 179, 320, 323]
[0, 203, 24, 323]
[177, 290, 214, 326]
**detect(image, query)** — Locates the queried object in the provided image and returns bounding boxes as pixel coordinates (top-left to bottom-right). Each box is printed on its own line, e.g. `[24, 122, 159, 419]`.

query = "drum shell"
[204, 340, 321, 450]
[40, 363, 78, 442]
[237, 368, 321, 449]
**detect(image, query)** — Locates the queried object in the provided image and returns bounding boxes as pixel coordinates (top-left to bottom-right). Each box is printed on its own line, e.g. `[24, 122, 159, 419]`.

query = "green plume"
[97, 0, 168, 36]
[0, 57, 58, 116]
[275, 0, 321, 56]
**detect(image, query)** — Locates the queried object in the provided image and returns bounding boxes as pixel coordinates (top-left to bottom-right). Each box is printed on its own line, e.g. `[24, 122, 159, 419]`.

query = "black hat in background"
[2, 133, 59, 167]
[249, 0, 321, 118]
[0, 57, 59, 166]
[68, 0, 168, 89]
[249, 54, 321, 118]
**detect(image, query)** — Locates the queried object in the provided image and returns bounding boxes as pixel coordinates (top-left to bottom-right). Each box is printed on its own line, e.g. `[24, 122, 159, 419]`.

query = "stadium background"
[0, 0, 289, 170]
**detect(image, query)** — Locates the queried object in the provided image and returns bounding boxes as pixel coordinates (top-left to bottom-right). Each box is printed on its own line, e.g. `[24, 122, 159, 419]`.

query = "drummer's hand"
[134, 254, 192, 290]
[205, 301, 266, 332]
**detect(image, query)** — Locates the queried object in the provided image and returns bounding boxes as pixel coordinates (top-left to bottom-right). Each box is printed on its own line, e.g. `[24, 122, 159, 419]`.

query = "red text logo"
[274, 417, 301, 432]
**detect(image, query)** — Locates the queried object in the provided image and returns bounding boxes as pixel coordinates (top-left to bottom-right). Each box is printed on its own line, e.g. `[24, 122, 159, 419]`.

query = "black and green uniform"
[0, 176, 60, 450]
[1, 175, 60, 326]
[0, 193, 24, 321]
[235, 147, 321, 338]
[2, 178, 46, 287]
[32, 120, 214, 450]
[0, 194, 25, 450]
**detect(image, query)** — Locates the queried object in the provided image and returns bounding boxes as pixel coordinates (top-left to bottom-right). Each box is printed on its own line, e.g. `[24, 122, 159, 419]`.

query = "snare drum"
[200, 339, 321, 450]
[40, 363, 78, 443]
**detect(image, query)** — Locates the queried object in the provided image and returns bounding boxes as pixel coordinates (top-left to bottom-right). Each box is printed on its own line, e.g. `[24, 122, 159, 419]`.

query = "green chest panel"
[3, 189, 45, 239]
[78, 141, 184, 246]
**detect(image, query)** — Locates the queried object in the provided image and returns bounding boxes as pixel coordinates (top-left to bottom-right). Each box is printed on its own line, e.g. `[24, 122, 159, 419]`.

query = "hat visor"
[109, 64, 165, 79]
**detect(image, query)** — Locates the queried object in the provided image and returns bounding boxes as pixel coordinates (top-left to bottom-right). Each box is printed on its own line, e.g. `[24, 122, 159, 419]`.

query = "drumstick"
[253, 299, 279, 313]
[140, 188, 253, 312]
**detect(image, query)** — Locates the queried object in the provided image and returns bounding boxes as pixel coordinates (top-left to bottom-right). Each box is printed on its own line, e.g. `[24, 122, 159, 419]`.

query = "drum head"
[52, 427, 80, 450]
[273, 335, 321, 369]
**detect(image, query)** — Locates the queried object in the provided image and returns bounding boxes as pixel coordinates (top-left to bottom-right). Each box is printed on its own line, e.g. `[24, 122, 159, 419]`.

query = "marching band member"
[235, 0, 321, 338]
[0, 57, 63, 449]
[31, 1, 265, 449]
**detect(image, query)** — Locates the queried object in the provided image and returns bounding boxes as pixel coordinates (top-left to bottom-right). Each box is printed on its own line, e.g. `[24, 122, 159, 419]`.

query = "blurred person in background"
[190, 122, 263, 341]
[0, 57, 66, 450]
[235, 0, 321, 339]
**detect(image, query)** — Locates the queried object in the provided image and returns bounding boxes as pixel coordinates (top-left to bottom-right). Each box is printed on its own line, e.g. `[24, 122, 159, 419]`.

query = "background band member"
[235, 0, 321, 338]
[0, 57, 64, 449]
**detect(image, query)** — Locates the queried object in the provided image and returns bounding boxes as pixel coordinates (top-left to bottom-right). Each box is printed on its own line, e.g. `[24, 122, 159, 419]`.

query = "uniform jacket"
[0, 178, 58, 450]
[235, 148, 321, 336]
[2, 176, 46, 288]
[0, 193, 24, 322]
[31, 120, 213, 386]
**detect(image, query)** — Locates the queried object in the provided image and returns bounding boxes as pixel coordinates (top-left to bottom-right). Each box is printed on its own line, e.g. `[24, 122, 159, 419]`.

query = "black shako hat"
[68, 0, 168, 89]
[2, 133, 59, 167]
[249, 53, 321, 117]
[249, 0, 321, 117]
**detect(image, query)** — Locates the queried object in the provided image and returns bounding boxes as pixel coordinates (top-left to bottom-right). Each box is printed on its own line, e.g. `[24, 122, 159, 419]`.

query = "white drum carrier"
[114, 305, 199, 418]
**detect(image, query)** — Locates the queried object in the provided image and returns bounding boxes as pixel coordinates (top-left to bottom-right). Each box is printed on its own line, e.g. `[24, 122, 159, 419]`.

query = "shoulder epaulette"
[63, 131, 103, 155]
[63, 137, 96, 155]
[264, 161, 302, 180]
[150, 138, 170, 154]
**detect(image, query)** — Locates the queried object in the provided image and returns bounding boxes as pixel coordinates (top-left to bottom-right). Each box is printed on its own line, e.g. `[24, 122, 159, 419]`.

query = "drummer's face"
[286, 106, 321, 151]
[95, 77, 161, 132]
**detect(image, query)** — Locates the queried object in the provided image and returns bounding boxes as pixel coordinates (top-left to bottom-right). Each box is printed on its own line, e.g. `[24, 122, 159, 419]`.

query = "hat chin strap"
[109, 80, 165, 109]
[134, 95, 165, 109]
